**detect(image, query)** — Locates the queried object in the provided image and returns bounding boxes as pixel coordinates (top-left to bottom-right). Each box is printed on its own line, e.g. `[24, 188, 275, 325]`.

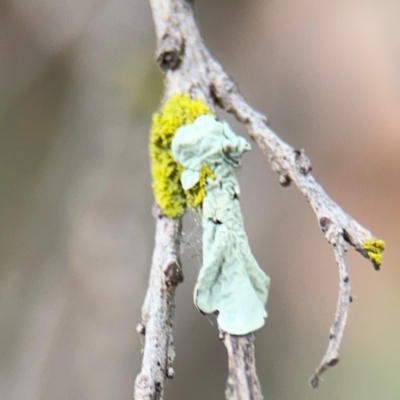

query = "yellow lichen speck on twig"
[362, 238, 386, 269]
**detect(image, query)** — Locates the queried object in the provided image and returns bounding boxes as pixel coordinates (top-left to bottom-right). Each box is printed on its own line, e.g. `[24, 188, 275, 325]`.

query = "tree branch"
[140, 0, 384, 397]
[134, 206, 183, 400]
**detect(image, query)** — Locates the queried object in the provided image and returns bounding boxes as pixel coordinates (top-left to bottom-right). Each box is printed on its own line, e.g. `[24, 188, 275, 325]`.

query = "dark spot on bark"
[319, 217, 331, 233]
[342, 229, 353, 245]
[155, 381, 162, 393]
[294, 149, 312, 174]
[164, 261, 184, 287]
[327, 358, 339, 367]
[157, 37, 185, 71]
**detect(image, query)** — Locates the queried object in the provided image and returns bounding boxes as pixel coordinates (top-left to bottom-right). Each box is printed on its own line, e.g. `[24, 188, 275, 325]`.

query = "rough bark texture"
[134, 207, 183, 400]
[223, 333, 263, 400]
[309, 227, 350, 388]
[135, 0, 383, 398]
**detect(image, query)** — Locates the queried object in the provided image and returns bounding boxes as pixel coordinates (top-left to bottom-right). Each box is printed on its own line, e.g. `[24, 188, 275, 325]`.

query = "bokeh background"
[1, 0, 400, 399]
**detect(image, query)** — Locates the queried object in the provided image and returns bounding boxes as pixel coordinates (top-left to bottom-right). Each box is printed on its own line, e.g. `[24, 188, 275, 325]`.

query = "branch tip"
[310, 233, 350, 387]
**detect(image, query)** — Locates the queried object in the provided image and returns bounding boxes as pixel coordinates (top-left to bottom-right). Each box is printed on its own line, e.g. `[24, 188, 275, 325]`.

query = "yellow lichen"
[185, 165, 217, 210]
[150, 93, 213, 217]
[362, 238, 386, 269]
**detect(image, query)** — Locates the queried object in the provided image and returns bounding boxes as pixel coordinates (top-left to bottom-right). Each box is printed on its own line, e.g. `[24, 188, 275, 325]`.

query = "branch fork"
[135, 1, 385, 398]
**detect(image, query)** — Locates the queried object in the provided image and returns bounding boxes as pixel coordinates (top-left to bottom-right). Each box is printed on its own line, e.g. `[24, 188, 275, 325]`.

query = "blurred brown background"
[1, 0, 399, 399]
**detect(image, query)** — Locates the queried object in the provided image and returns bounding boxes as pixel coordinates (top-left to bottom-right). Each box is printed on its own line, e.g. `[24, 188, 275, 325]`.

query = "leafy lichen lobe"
[172, 115, 270, 335]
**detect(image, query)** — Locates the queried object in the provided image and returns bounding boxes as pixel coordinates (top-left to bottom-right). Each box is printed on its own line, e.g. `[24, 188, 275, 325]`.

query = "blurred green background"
[1, 0, 400, 399]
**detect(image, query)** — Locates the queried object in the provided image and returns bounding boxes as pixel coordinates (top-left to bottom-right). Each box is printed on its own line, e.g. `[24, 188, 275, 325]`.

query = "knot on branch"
[166, 366, 175, 379]
[157, 34, 185, 71]
[279, 174, 291, 187]
[164, 260, 183, 287]
[319, 217, 332, 233]
[322, 222, 343, 245]
[136, 323, 146, 335]
[294, 149, 312, 174]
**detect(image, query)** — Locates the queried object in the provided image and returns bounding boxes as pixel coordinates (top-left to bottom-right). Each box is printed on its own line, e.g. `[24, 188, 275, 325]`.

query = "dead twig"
[310, 227, 350, 388]
[139, 0, 384, 397]
[134, 207, 182, 400]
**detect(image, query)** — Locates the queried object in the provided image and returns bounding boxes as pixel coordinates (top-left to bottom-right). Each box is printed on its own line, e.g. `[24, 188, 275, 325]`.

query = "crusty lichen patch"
[362, 238, 385, 269]
[185, 165, 216, 210]
[150, 93, 213, 217]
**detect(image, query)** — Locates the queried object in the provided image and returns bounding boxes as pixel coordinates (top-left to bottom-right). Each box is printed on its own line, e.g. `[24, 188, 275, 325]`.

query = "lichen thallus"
[150, 93, 269, 335]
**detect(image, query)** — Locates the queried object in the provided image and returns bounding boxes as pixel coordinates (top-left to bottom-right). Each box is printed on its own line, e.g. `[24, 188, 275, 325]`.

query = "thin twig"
[134, 206, 183, 400]
[310, 226, 350, 388]
[143, 0, 383, 395]
[207, 57, 377, 260]
[206, 56, 380, 383]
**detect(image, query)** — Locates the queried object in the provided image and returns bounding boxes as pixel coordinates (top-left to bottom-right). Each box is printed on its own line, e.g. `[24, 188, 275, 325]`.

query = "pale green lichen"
[172, 115, 270, 335]
[149, 94, 213, 217]
[362, 238, 385, 269]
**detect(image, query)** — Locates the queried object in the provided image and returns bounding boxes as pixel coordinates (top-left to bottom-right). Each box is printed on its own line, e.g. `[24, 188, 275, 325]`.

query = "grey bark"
[134, 207, 183, 400]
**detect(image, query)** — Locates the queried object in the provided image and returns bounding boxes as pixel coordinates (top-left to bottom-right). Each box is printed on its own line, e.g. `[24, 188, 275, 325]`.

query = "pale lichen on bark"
[135, 0, 385, 398]
[172, 115, 270, 335]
